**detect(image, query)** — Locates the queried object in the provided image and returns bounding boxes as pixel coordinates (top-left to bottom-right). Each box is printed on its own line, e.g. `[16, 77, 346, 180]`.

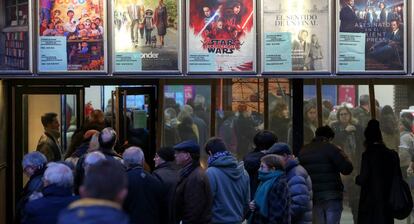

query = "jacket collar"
[285, 158, 299, 172]
[43, 184, 73, 197]
[68, 198, 122, 210]
[154, 161, 174, 170]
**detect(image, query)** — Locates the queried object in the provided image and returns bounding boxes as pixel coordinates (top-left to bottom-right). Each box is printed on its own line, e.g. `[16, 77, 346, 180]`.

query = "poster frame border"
[110, 0, 182, 75]
[35, 0, 109, 75]
[185, 0, 257, 75]
[0, 0, 34, 75]
[335, 0, 408, 75]
[259, 0, 333, 75]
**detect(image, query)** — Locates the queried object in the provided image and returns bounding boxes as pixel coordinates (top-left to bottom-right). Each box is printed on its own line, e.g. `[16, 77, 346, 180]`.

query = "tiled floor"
[341, 206, 412, 224]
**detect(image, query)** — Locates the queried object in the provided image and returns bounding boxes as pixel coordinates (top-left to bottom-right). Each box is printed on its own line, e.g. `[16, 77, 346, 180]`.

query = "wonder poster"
[262, 0, 330, 73]
[113, 0, 179, 72]
[337, 0, 405, 72]
[187, 0, 256, 73]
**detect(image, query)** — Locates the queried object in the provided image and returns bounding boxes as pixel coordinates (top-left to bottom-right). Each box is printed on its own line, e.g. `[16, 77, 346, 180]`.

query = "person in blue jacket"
[205, 137, 250, 224]
[267, 143, 313, 224]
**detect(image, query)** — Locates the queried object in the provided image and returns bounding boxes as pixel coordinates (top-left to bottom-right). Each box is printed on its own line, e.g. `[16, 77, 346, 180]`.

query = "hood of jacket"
[209, 155, 245, 180]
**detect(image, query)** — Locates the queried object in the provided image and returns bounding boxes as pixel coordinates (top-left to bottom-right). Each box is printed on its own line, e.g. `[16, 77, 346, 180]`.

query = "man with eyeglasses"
[16, 152, 48, 223]
[173, 140, 212, 224]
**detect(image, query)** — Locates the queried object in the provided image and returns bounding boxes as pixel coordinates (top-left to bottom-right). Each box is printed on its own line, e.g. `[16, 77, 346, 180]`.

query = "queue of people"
[16, 105, 413, 224]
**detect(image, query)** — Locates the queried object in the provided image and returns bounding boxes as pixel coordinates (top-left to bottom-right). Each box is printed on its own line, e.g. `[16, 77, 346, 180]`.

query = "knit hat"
[157, 147, 175, 162]
[266, 143, 292, 155]
[364, 119, 383, 144]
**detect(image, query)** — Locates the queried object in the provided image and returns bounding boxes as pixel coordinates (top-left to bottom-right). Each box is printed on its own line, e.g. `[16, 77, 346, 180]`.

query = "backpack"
[389, 157, 413, 219]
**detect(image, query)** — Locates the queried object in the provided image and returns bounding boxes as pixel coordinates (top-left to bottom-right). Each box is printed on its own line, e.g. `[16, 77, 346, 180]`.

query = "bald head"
[122, 146, 144, 168]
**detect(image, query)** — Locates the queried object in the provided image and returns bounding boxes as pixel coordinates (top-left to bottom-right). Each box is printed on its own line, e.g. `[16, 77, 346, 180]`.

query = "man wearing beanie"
[173, 140, 212, 224]
[267, 143, 312, 224]
[153, 147, 179, 224]
[299, 126, 353, 224]
[356, 119, 402, 223]
[205, 137, 250, 224]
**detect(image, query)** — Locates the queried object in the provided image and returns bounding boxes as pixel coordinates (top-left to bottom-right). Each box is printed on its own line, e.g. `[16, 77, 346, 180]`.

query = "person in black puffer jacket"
[299, 126, 353, 224]
[267, 143, 312, 224]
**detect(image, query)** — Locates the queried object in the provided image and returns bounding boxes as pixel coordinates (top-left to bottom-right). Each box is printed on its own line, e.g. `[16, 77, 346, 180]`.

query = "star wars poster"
[262, 0, 330, 73]
[113, 0, 179, 72]
[338, 0, 405, 72]
[38, 0, 105, 72]
[187, 0, 256, 73]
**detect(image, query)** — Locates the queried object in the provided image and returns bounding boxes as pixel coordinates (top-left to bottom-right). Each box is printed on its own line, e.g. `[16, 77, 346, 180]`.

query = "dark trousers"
[145, 28, 152, 44]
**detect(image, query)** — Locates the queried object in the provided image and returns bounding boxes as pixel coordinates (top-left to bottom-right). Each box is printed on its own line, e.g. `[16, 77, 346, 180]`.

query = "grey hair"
[122, 146, 144, 167]
[22, 152, 47, 169]
[84, 151, 106, 167]
[84, 151, 106, 174]
[43, 162, 73, 187]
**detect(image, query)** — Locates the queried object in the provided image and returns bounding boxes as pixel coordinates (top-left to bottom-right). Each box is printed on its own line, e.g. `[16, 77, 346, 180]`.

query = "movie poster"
[262, 0, 330, 73]
[338, 0, 405, 72]
[187, 0, 255, 73]
[38, 0, 105, 72]
[113, 0, 179, 72]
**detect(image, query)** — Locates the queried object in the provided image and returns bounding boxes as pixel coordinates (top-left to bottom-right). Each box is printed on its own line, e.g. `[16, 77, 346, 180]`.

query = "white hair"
[84, 151, 106, 175]
[22, 152, 47, 169]
[43, 162, 73, 187]
[122, 146, 144, 167]
[84, 151, 106, 167]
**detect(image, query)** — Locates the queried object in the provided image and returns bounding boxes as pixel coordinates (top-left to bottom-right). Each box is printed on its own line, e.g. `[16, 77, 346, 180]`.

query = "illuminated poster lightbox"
[337, 0, 406, 73]
[38, 0, 106, 73]
[262, 0, 331, 73]
[187, 0, 256, 73]
[113, 0, 180, 72]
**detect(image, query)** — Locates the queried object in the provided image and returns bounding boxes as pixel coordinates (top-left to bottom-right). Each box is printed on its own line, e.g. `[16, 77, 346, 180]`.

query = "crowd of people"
[15, 93, 414, 223]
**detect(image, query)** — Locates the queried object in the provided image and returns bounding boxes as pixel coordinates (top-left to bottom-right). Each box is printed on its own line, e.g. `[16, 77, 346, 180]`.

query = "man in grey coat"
[205, 137, 250, 224]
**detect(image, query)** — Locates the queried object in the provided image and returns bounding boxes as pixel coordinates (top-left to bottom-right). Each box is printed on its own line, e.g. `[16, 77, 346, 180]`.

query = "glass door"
[13, 86, 84, 205]
[115, 87, 157, 168]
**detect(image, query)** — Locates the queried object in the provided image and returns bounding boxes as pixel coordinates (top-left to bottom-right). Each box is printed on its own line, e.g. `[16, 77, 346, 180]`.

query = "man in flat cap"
[173, 140, 212, 224]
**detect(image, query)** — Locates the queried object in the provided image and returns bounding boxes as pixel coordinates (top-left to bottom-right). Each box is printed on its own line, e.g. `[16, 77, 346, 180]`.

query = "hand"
[249, 201, 256, 211]
[345, 125, 356, 132]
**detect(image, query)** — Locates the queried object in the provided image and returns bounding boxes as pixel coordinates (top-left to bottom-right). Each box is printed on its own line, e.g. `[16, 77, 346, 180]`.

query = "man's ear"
[79, 186, 88, 198]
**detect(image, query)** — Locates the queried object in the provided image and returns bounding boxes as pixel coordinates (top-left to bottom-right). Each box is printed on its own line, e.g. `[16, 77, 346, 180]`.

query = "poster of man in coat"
[338, 0, 405, 71]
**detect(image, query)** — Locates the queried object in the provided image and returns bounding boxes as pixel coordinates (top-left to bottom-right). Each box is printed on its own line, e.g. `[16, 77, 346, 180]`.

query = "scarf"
[254, 170, 284, 217]
[179, 161, 197, 179]
[207, 151, 232, 166]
